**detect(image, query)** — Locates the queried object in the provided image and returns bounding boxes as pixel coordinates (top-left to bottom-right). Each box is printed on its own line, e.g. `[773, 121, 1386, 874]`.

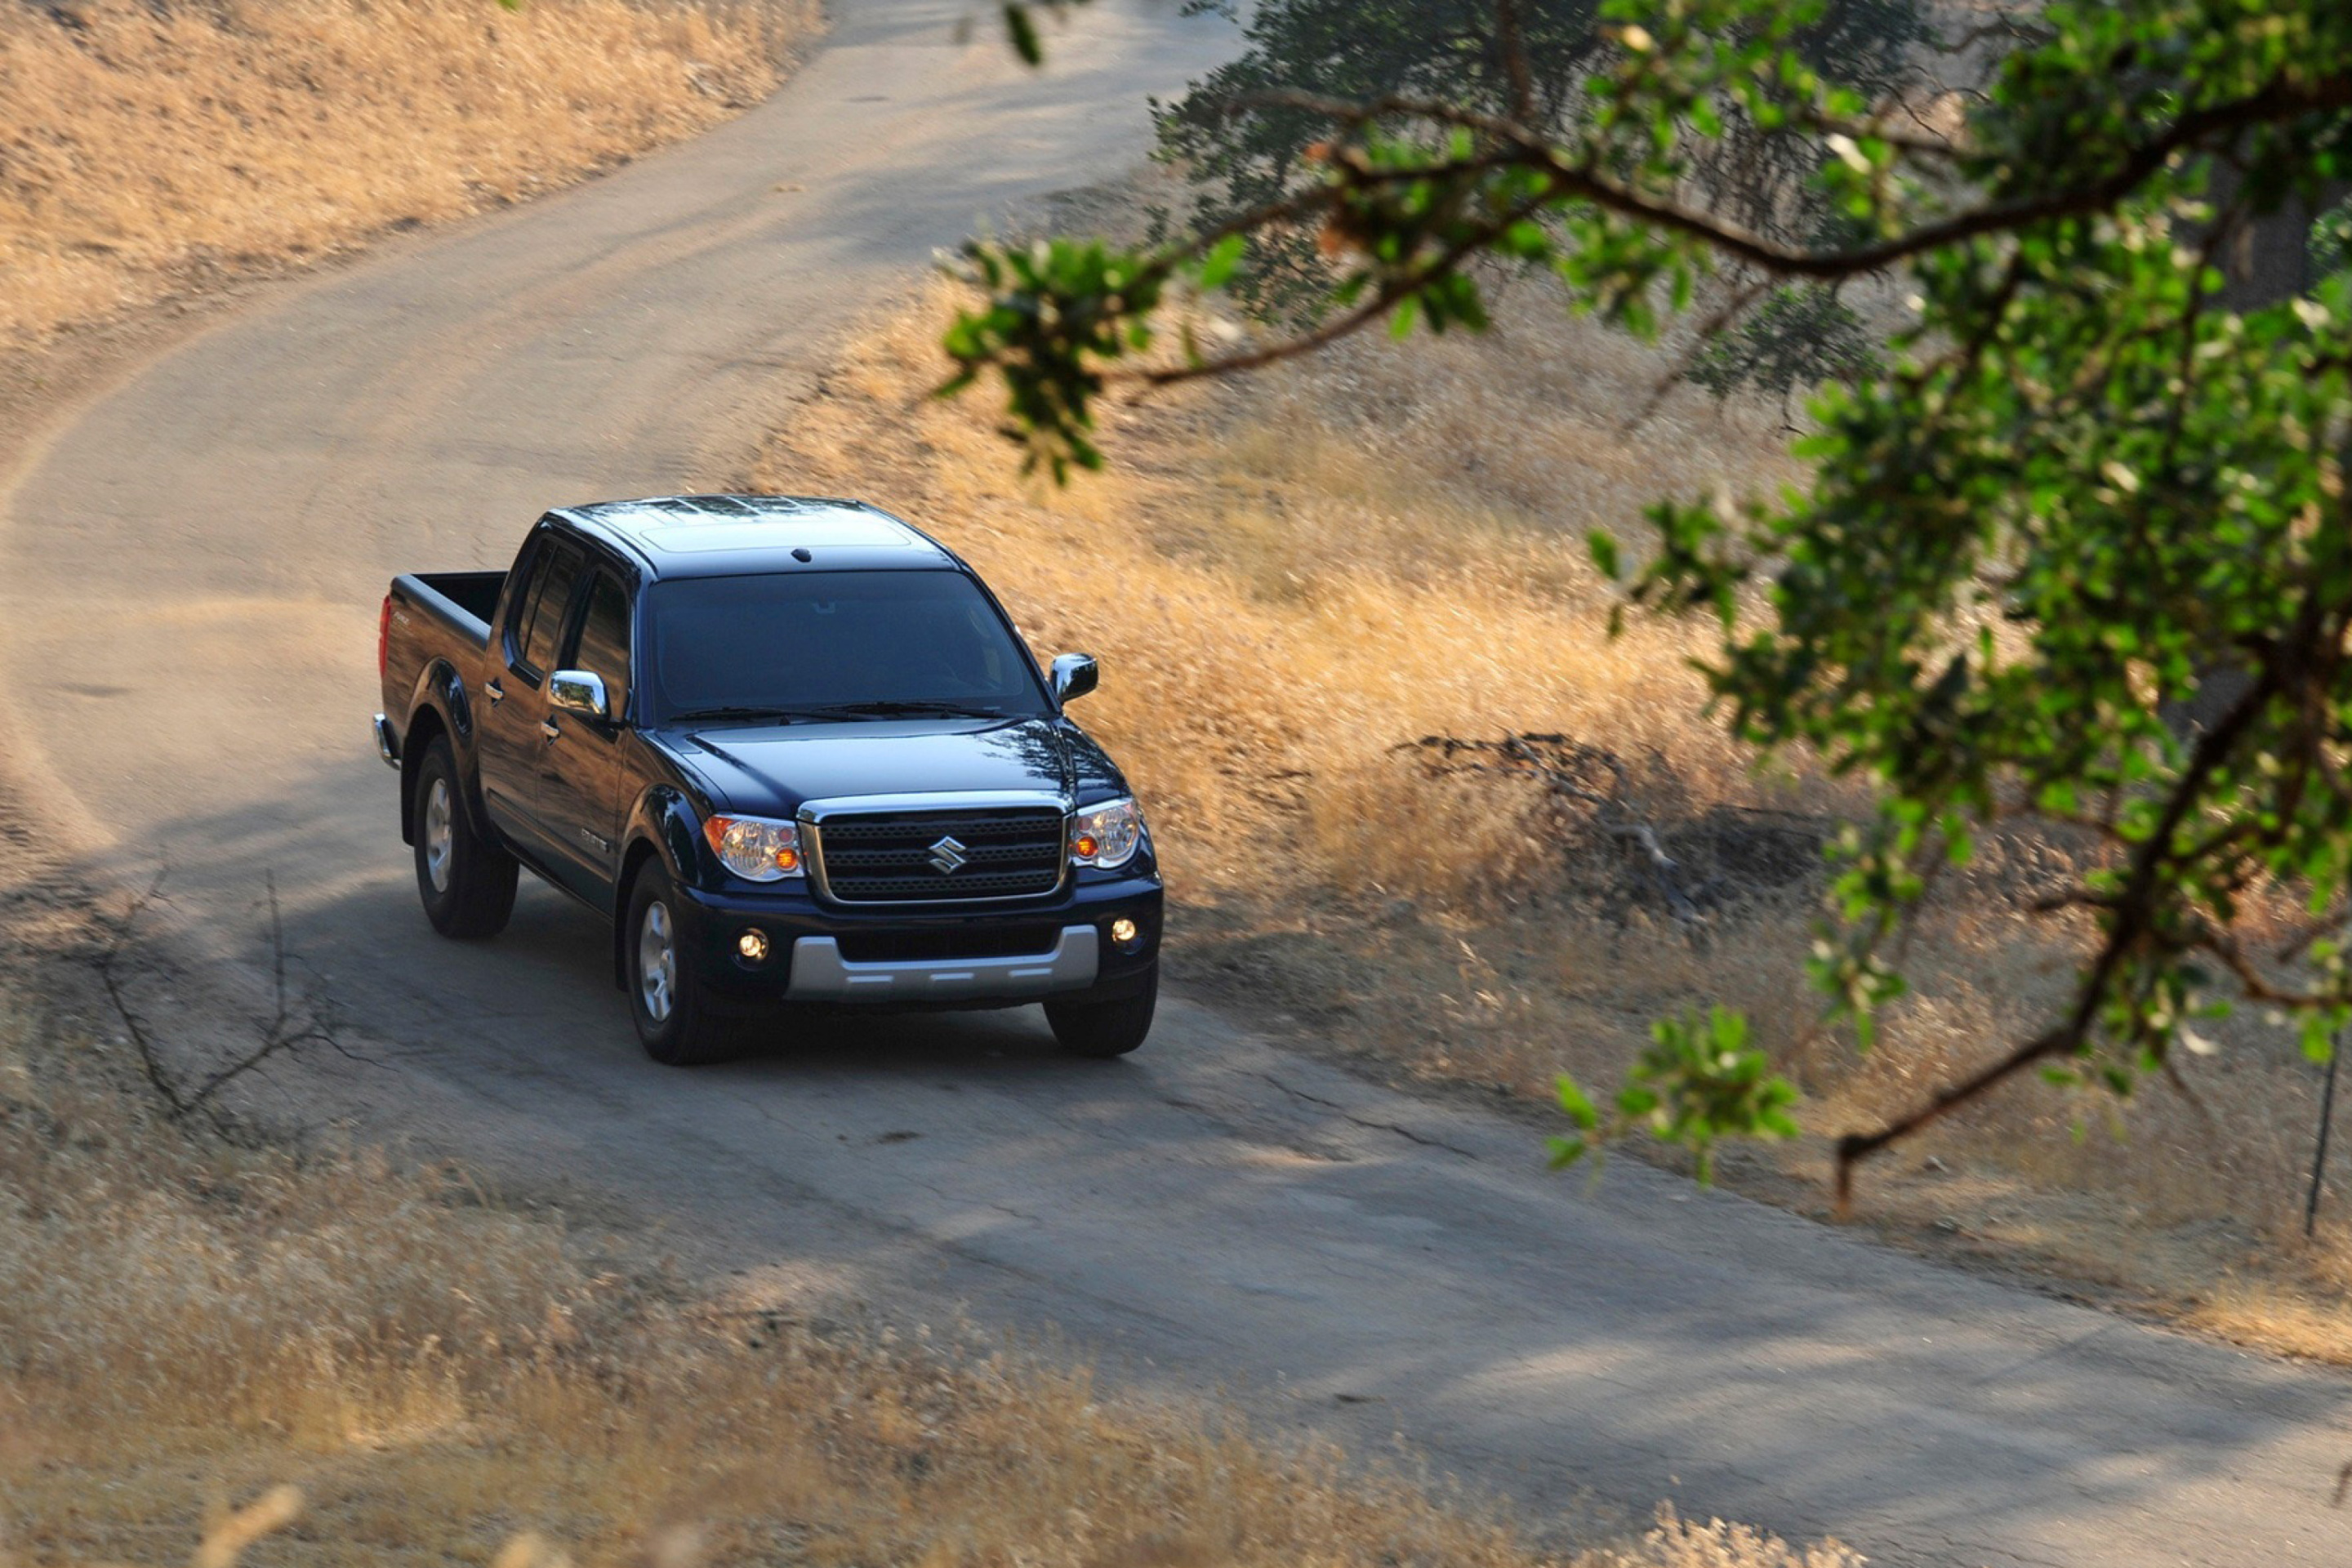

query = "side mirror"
[548, 669, 611, 721]
[1050, 653, 1099, 704]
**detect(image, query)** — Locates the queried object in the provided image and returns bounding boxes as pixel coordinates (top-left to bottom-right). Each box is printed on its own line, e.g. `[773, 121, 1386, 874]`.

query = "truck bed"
[396, 570, 504, 650]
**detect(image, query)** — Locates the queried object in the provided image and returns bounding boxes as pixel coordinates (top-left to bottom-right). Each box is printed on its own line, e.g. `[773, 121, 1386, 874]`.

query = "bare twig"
[96, 868, 354, 1126]
[1630, 270, 1775, 429]
[182, 874, 338, 1109]
[2157, 1056, 2224, 1147]
[1930, 11, 2050, 59]
[97, 871, 193, 1118]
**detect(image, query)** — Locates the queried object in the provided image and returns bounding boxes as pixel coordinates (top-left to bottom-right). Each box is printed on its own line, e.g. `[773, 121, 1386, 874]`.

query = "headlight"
[1069, 798, 1145, 869]
[703, 814, 804, 880]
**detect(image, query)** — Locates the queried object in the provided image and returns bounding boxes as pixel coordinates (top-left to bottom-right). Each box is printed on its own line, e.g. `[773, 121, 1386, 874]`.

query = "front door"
[536, 566, 633, 903]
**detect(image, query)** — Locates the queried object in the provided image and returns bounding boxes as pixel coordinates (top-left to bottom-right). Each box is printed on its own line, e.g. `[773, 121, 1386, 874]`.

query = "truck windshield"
[646, 569, 1053, 723]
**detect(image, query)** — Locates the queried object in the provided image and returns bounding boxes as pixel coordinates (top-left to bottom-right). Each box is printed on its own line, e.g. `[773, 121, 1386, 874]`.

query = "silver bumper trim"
[787, 924, 1098, 1003]
[372, 714, 400, 768]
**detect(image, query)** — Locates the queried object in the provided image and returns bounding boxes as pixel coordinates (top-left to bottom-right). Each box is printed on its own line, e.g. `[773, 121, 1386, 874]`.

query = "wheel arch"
[399, 660, 483, 844]
[612, 786, 704, 988]
[397, 707, 446, 846]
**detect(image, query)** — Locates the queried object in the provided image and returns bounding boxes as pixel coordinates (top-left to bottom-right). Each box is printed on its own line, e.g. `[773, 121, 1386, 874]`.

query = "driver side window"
[567, 571, 632, 719]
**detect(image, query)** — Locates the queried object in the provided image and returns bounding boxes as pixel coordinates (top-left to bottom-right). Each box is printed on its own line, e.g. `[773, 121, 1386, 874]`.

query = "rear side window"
[516, 543, 584, 679]
[501, 532, 553, 657]
[568, 572, 632, 717]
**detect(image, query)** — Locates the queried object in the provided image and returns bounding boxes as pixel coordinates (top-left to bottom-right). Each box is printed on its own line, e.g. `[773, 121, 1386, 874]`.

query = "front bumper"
[675, 873, 1162, 1011]
[789, 924, 1099, 1002]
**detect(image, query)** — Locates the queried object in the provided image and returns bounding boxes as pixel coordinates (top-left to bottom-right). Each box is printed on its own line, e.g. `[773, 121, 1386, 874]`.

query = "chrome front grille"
[804, 804, 1068, 905]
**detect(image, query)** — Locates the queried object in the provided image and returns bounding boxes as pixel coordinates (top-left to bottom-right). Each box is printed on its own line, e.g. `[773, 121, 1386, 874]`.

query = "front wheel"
[1045, 962, 1157, 1058]
[626, 863, 735, 1066]
[413, 737, 518, 938]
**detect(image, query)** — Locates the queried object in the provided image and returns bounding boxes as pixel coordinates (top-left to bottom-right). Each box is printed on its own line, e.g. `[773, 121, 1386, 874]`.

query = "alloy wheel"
[422, 777, 454, 894]
[637, 900, 677, 1023]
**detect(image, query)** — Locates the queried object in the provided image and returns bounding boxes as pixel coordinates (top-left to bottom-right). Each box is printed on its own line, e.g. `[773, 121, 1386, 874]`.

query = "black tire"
[1045, 962, 1157, 1058]
[412, 736, 518, 939]
[625, 862, 735, 1066]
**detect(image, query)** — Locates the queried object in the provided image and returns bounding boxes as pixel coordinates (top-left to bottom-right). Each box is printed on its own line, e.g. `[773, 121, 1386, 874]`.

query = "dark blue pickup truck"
[375, 495, 1161, 1064]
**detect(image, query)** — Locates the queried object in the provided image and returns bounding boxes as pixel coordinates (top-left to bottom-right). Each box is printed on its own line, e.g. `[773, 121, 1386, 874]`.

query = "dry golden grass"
[758, 280, 1791, 904]
[0, 989, 1855, 1568]
[0, 0, 815, 347]
[751, 272, 2352, 1365]
[0, 26, 1833, 1561]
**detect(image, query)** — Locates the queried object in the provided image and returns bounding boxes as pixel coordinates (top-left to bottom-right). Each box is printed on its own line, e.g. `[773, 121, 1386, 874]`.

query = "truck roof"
[549, 495, 959, 579]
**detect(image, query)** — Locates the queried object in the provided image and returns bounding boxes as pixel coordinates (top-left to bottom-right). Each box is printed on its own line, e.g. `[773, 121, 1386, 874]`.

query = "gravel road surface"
[2, 5, 2348, 1563]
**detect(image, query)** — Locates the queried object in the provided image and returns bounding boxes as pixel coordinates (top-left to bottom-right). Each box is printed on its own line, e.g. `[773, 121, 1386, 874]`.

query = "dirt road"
[2, 4, 2348, 1563]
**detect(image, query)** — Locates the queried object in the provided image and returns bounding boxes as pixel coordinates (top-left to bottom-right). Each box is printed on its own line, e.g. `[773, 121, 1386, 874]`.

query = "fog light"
[737, 929, 771, 963]
[1110, 918, 1139, 949]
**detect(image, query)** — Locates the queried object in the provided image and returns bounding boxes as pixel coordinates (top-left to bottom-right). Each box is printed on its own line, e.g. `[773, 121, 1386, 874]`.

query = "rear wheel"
[1045, 962, 1157, 1058]
[413, 737, 517, 938]
[626, 862, 734, 1066]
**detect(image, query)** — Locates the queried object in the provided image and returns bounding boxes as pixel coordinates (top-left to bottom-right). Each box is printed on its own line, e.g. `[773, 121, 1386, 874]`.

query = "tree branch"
[1125, 180, 1563, 386]
[1493, 0, 1535, 127]
[1833, 643, 2288, 1204]
[1227, 71, 2352, 279]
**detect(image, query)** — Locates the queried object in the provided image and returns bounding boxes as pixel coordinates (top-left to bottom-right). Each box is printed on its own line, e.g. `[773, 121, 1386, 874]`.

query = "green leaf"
[1003, 2, 1041, 65]
[1588, 528, 1622, 580]
[1197, 233, 1245, 292]
[1556, 1074, 1601, 1131]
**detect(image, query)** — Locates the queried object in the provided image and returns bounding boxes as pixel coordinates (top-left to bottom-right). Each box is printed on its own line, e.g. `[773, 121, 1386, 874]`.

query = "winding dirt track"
[3, 6, 2350, 1563]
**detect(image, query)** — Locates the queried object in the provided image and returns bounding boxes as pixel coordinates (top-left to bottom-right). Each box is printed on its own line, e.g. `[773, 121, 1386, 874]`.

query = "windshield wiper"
[670, 701, 1025, 725]
[667, 705, 835, 724]
[814, 701, 1018, 719]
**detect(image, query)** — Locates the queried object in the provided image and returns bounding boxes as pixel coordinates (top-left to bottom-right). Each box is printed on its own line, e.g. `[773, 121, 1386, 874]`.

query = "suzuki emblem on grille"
[928, 835, 970, 875]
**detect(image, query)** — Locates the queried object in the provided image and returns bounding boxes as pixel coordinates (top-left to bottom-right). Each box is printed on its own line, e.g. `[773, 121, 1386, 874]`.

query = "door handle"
[541, 719, 562, 742]
[484, 679, 504, 705]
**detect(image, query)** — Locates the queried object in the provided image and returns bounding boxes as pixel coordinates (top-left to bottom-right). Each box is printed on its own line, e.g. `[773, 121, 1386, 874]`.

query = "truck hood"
[656, 715, 1129, 818]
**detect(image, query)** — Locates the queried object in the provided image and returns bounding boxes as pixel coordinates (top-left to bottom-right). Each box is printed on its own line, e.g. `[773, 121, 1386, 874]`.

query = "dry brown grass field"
[0, 980, 1855, 1568]
[750, 274, 2352, 1365]
[0, 0, 816, 348]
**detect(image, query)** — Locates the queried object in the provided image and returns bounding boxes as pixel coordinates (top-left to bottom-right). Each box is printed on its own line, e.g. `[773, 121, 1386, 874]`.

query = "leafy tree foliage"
[1152, 0, 1929, 336]
[1684, 283, 1880, 419]
[2315, 194, 2352, 278]
[1152, 0, 1608, 315]
[952, 0, 2352, 1196]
